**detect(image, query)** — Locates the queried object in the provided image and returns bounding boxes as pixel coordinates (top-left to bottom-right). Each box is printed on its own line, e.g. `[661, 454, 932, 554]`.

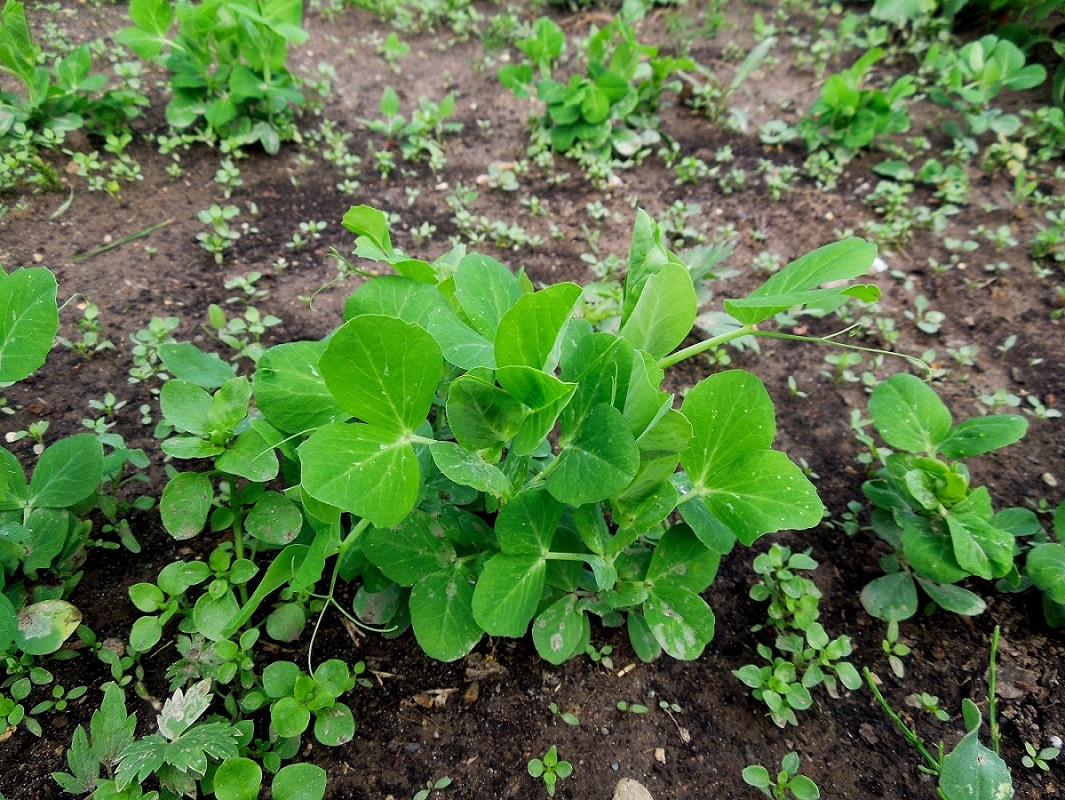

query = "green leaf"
[244, 491, 303, 546]
[902, 524, 969, 584]
[320, 315, 441, 433]
[869, 374, 952, 453]
[938, 415, 1027, 459]
[27, 434, 103, 509]
[702, 450, 821, 546]
[313, 702, 354, 746]
[627, 613, 662, 662]
[363, 511, 454, 586]
[1028, 543, 1065, 605]
[160, 472, 213, 540]
[208, 378, 252, 439]
[272, 764, 328, 800]
[299, 423, 420, 529]
[214, 427, 279, 483]
[680, 370, 775, 487]
[214, 758, 262, 800]
[547, 404, 640, 505]
[860, 572, 918, 621]
[128, 0, 173, 36]
[253, 341, 349, 434]
[160, 380, 211, 436]
[618, 261, 697, 360]
[342, 205, 396, 261]
[644, 582, 715, 660]
[454, 254, 522, 340]
[532, 595, 586, 664]
[430, 441, 512, 498]
[916, 579, 987, 616]
[344, 275, 446, 325]
[726, 238, 877, 325]
[0, 267, 59, 383]
[622, 210, 674, 323]
[193, 588, 239, 642]
[947, 515, 1014, 580]
[272, 696, 312, 739]
[0, 594, 16, 653]
[645, 525, 720, 593]
[446, 373, 525, 452]
[495, 282, 582, 371]
[496, 486, 564, 556]
[939, 724, 1013, 800]
[15, 599, 81, 655]
[158, 343, 236, 388]
[472, 553, 546, 637]
[409, 564, 482, 661]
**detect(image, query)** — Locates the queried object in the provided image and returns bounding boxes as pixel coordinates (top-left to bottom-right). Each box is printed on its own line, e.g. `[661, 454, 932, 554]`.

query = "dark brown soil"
[1, 2, 1063, 799]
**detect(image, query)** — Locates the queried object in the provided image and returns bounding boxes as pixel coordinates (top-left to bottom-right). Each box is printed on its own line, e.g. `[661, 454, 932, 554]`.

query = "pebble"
[1042, 472, 1058, 488]
[613, 778, 654, 800]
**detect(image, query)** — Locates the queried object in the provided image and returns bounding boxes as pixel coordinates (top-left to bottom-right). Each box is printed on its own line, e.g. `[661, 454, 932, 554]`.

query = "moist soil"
[1, 3, 1063, 799]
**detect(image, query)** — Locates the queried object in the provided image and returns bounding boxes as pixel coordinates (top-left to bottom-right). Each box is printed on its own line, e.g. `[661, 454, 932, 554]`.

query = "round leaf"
[15, 599, 81, 655]
[27, 434, 103, 509]
[860, 572, 918, 621]
[313, 702, 355, 746]
[547, 404, 640, 505]
[472, 553, 546, 637]
[644, 583, 715, 660]
[532, 594, 586, 665]
[213, 758, 262, 800]
[245, 491, 303, 546]
[868, 374, 952, 453]
[272, 764, 327, 800]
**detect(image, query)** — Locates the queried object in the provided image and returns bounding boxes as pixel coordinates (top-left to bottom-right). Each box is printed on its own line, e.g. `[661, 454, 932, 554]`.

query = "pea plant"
[0, 0, 145, 144]
[154, 204, 880, 671]
[498, 13, 692, 170]
[117, 0, 309, 153]
[857, 373, 1065, 625]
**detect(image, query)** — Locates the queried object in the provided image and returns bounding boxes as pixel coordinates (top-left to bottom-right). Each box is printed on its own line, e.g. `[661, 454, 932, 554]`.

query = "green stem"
[338, 517, 371, 560]
[989, 625, 1001, 755]
[524, 454, 562, 490]
[657, 326, 931, 377]
[227, 476, 249, 606]
[72, 219, 174, 262]
[656, 325, 756, 370]
[863, 667, 942, 774]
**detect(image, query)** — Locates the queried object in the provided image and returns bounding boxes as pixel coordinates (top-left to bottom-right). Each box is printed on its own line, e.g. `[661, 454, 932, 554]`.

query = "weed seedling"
[743, 752, 820, 799]
[1022, 741, 1060, 771]
[527, 746, 572, 798]
[548, 702, 579, 726]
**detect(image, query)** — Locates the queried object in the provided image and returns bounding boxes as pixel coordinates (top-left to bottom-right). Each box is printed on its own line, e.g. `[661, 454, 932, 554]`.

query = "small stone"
[654, 747, 666, 764]
[613, 778, 655, 800]
[1042, 472, 1058, 488]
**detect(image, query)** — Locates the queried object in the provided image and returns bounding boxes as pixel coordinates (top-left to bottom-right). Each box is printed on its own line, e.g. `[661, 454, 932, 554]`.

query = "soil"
[1, 2, 1063, 799]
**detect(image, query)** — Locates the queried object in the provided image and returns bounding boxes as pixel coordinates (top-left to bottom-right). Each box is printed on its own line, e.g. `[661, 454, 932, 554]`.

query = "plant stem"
[863, 667, 942, 773]
[656, 325, 756, 370]
[72, 219, 174, 262]
[227, 476, 249, 606]
[989, 625, 1001, 755]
